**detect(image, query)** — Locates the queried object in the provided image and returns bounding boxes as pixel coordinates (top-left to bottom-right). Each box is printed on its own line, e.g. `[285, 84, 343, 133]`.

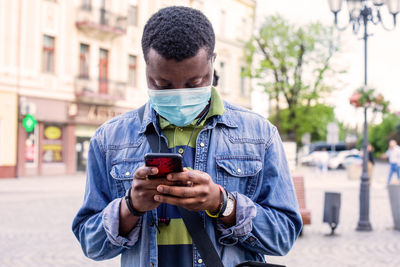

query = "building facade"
[0, 0, 255, 177]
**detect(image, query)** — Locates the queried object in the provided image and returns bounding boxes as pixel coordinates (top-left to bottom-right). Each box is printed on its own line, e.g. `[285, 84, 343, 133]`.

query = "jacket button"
[200, 142, 205, 147]
[197, 258, 203, 264]
[125, 171, 130, 176]
[178, 148, 184, 154]
[237, 168, 241, 173]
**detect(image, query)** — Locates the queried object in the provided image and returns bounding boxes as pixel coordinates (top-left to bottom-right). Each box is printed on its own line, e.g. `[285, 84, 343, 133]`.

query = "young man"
[72, 6, 302, 267]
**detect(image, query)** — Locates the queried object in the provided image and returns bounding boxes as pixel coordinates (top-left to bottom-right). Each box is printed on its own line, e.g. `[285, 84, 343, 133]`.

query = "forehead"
[146, 48, 210, 78]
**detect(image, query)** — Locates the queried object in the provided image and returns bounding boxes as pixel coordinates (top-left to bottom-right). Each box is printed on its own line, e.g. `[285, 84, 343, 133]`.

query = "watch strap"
[220, 191, 234, 217]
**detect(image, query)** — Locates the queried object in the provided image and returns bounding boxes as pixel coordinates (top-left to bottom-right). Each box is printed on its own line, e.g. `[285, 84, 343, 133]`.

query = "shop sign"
[22, 114, 37, 132]
[44, 126, 62, 140]
[43, 144, 63, 162]
[88, 105, 124, 123]
[43, 124, 63, 163]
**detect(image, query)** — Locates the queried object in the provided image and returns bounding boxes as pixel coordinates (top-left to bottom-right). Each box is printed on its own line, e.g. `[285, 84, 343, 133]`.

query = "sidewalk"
[0, 163, 399, 266]
[0, 174, 120, 267]
[268, 162, 400, 267]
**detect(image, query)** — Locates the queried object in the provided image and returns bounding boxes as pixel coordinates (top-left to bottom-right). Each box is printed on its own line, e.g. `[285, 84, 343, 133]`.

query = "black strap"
[137, 105, 224, 267]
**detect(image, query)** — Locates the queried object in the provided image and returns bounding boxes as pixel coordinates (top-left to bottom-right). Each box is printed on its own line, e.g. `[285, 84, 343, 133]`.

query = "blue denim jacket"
[72, 101, 302, 267]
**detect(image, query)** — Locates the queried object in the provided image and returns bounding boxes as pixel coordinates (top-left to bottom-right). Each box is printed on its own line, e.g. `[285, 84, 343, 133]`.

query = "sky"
[255, 0, 400, 126]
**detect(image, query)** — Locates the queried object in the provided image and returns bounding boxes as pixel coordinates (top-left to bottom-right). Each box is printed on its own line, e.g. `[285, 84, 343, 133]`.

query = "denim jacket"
[72, 101, 302, 267]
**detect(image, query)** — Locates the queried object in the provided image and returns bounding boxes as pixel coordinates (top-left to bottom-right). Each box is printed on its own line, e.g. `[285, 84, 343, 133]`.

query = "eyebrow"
[154, 75, 205, 83]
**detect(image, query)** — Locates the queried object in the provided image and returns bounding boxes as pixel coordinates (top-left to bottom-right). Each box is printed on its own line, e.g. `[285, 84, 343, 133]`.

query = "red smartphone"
[144, 153, 183, 179]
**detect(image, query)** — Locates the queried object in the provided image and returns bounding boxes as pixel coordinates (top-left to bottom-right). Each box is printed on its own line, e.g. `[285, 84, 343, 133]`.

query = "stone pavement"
[0, 174, 120, 267]
[268, 162, 400, 267]
[0, 162, 399, 267]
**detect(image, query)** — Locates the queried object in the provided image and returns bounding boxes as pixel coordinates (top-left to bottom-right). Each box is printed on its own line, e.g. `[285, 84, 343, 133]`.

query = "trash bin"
[388, 184, 400, 231]
[346, 163, 362, 180]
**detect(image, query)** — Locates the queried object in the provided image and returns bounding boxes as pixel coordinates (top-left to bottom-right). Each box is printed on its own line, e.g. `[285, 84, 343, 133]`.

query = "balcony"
[75, 7, 127, 39]
[74, 77, 127, 105]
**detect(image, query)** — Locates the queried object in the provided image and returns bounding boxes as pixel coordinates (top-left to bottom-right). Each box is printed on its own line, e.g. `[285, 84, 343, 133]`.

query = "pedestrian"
[72, 6, 302, 267]
[386, 139, 400, 184]
[314, 148, 329, 175]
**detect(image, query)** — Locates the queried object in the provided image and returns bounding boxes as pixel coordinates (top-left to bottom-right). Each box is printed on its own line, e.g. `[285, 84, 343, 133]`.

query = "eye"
[188, 78, 203, 88]
[154, 82, 171, 89]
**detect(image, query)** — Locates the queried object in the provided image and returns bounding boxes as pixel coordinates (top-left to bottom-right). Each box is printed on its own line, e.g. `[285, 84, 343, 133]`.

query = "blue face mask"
[148, 85, 212, 127]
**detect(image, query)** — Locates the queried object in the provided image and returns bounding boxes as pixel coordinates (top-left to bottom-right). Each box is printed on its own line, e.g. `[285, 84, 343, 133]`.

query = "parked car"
[300, 142, 356, 166]
[328, 149, 361, 169]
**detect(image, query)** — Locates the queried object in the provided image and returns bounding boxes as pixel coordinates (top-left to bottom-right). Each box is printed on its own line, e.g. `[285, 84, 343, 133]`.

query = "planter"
[387, 184, 400, 231]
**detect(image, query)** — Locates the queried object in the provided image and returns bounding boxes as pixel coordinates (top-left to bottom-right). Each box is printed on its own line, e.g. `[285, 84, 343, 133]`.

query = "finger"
[156, 185, 199, 198]
[134, 166, 158, 179]
[134, 178, 177, 190]
[167, 170, 210, 184]
[154, 194, 199, 207]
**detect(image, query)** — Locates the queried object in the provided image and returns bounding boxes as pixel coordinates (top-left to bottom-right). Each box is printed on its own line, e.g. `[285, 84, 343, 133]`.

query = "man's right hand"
[120, 165, 173, 236]
[129, 165, 167, 213]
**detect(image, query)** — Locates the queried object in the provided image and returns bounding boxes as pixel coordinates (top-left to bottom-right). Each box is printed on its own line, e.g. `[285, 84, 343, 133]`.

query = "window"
[25, 126, 38, 166]
[42, 35, 55, 73]
[128, 55, 137, 87]
[79, 43, 90, 79]
[42, 124, 63, 163]
[81, 0, 91, 11]
[99, 48, 109, 94]
[128, 5, 138, 26]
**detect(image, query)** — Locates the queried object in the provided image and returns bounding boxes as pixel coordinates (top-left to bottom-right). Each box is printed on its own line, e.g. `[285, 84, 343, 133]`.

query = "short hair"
[141, 6, 215, 62]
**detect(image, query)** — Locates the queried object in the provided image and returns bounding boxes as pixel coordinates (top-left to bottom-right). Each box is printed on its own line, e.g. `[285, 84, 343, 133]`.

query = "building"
[0, 0, 255, 177]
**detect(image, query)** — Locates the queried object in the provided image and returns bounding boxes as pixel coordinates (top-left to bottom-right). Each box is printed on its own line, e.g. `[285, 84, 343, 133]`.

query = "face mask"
[148, 85, 212, 127]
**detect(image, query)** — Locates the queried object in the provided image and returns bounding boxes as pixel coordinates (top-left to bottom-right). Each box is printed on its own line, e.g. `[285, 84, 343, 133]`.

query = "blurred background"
[1, 0, 400, 266]
[0, 0, 399, 177]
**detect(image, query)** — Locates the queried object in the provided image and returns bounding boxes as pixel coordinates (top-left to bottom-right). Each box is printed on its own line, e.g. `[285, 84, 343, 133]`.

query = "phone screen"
[144, 153, 183, 178]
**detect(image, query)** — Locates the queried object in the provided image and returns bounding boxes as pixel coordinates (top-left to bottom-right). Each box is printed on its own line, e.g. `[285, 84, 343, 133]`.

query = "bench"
[292, 176, 311, 232]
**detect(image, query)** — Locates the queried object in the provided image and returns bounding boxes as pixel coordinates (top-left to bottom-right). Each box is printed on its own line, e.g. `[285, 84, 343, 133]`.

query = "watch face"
[222, 193, 234, 217]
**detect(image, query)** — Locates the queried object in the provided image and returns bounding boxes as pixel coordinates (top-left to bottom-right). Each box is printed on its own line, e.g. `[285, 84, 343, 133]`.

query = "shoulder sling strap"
[137, 105, 225, 267]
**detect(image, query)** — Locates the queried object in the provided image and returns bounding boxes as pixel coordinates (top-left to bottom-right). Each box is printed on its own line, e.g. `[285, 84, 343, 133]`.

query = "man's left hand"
[154, 168, 221, 213]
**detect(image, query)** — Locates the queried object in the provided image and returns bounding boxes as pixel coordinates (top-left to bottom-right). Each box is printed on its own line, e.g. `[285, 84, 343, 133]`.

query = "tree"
[368, 113, 400, 155]
[244, 15, 341, 143]
[270, 103, 336, 144]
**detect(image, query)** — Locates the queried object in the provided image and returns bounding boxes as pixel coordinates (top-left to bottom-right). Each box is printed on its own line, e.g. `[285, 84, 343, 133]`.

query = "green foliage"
[270, 104, 335, 144]
[368, 113, 400, 155]
[244, 15, 341, 142]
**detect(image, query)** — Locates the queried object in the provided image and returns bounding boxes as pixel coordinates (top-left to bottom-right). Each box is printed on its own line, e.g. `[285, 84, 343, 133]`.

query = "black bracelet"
[125, 188, 145, 217]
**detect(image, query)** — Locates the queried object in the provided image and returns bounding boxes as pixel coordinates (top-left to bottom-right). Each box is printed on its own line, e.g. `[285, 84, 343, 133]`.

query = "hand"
[130, 165, 177, 212]
[154, 168, 222, 212]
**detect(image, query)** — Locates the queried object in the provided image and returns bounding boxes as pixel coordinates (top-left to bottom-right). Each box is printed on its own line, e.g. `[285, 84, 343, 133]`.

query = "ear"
[212, 52, 217, 63]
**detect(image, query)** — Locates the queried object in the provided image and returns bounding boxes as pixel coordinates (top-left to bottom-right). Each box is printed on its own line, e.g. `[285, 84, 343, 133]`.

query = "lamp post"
[328, 0, 399, 231]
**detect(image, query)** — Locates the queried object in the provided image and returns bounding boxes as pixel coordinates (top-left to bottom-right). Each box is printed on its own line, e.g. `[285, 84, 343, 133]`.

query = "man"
[72, 6, 302, 267]
[386, 139, 400, 184]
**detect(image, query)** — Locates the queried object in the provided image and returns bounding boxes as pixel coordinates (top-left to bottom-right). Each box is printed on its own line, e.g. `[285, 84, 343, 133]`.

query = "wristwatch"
[220, 191, 235, 217]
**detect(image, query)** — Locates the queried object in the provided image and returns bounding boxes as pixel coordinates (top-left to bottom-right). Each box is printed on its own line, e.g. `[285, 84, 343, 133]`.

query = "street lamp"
[328, 0, 399, 231]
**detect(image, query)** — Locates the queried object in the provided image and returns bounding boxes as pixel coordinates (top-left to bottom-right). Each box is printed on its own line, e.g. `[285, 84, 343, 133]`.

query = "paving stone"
[0, 162, 398, 266]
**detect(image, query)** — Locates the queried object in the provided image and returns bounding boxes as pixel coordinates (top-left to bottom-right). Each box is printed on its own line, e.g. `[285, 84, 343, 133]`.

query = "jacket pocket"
[215, 155, 262, 198]
[110, 159, 144, 196]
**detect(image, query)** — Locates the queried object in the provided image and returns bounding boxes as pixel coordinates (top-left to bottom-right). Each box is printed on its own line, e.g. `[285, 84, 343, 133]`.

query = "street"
[0, 162, 399, 267]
